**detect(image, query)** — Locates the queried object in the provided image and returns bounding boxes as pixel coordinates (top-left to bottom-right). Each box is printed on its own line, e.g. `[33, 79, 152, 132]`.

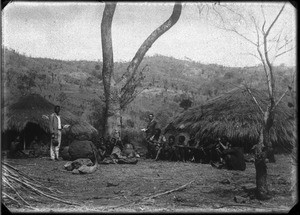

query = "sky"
[2, 2, 296, 67]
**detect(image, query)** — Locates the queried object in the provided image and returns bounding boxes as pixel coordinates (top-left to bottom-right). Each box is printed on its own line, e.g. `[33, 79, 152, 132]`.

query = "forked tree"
[101, 3, 182, 138]
[200, 2, 296, 199]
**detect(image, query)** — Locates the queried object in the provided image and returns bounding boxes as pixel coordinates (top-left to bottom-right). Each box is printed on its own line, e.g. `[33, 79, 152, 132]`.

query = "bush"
[125, 119, 135, 128]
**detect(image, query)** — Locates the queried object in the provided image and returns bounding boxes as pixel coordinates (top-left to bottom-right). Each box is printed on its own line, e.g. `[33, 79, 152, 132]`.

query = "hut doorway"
[23, 122, 48, 149]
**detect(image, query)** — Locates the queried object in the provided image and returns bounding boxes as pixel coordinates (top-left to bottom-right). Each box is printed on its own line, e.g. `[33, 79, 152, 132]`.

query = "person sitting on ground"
[121, 135, 140, 158]
[186, 134, 195, 161]
[9, 136, 23, 158]
[101, 137, 138, 165]
[105, 137, 115, 155]
[28, 136, 40, 157]
[159, 135, 178, 161]
[196, 142, 209, 163]
[110, 139, 125, 160]
[187, 133, 202, 162]
[222, 143, 246, 171]
[147, 128, 166, 159]
[208, 137, 224, 165]
[212, 138, 246, 171]
[174, 135, 187, 162]
[97, 137, 107, 159]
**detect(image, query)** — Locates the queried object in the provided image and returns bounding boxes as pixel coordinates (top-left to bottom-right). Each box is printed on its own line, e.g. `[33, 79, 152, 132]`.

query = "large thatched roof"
[2, 94, 98, 136]
[166, 88, 296, 150]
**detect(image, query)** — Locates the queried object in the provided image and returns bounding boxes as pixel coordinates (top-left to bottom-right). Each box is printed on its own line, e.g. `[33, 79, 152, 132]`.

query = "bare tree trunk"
[101, 3, 117, 137]
[255, 107, 274, 200]
[106, 80, 122, 139]
[101, 3, 182, 138]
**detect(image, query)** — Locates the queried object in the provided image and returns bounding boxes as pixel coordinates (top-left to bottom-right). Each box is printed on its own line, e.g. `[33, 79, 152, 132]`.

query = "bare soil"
[3, 154, 297, 213]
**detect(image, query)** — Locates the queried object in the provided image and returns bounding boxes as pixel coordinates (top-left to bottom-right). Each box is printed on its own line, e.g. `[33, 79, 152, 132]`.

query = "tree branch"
[241, 52, 261, 61]
[274, 87, 290, 108]
[265, 4, 286, 36]
[120, 65, 148, 109]
[256, 44, 269, 82]
[119, 3, 182, 90]
[261, 5, 266, 34]
[219, 4, 244, 20]
[277, 38, 294, 51]
[244, 86, 265, 115]
[118, 3, 182, 109]
[275, 46, 296, 58]
[212, 5, 225, 24]
[227, 28, 258, 47]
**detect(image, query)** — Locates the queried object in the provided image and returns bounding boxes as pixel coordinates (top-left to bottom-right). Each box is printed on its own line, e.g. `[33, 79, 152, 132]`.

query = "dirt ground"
[2, 154, 297, 213]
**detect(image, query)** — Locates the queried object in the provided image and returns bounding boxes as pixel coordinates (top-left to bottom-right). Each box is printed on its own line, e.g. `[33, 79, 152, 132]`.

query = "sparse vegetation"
[2, 47, 295, 143]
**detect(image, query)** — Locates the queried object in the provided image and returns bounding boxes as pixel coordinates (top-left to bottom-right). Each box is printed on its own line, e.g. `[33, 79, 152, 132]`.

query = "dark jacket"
[146, 119, 157, 139]
[222, 147, 246, 171]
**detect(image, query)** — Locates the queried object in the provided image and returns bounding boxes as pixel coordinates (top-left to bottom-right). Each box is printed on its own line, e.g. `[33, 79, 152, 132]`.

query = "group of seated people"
[8, 136, 46, 158]
[146, 129, 206, 162]
[146, 129, 246, 171]
[93, 135, 140, 164]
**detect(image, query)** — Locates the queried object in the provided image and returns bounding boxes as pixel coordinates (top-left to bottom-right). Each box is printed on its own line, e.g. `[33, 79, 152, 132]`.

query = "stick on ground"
[110, 180, 195, 209]
[141, 180, 195, 201]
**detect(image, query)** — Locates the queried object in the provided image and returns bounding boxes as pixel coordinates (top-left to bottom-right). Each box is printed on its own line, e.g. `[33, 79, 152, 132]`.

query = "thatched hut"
[166, 88, 296, 153]
[2, 94, 98, 149]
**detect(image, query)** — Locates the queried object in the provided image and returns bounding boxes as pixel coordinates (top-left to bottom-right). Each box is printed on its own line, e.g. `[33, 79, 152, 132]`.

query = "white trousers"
[50, 130, 62, 160]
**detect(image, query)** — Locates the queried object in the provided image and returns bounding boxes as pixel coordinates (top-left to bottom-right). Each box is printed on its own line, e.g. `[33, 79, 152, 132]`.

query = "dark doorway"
[23, 122, 47, 149]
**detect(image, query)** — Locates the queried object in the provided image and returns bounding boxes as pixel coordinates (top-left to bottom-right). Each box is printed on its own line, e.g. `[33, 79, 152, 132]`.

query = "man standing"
[49, 105, 69, 161]
[141, 113, 157, 140]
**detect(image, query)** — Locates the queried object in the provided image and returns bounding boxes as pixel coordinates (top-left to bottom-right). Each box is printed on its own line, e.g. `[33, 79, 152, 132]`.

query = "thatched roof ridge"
[3, 94, 98, 136]
[167, 87, 295, 148]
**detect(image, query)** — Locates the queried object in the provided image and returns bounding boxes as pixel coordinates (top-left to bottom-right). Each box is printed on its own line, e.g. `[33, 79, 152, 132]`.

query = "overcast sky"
[2, 2, 296, 67]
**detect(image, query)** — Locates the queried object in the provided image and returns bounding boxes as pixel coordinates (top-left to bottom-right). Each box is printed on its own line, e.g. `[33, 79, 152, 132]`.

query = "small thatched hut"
[166, 88, 296, 153]
[2, 94, 98, 149]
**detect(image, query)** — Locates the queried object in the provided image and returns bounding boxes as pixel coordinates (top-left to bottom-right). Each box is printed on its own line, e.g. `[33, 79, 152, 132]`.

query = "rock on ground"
[68, 140, 99, 163]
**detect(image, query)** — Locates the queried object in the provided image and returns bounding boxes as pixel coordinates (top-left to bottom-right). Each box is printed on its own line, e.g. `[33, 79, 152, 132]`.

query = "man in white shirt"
[49, 105, 69, 160]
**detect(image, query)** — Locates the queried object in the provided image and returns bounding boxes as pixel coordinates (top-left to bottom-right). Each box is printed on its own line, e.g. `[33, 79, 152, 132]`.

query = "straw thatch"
[166, 87, 295, 151]
[3, 94, 98, 136]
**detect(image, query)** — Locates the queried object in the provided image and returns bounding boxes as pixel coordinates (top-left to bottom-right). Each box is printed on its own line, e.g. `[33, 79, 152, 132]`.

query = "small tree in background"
[179, 98, 193, 110]
[199, 2, 296, 200]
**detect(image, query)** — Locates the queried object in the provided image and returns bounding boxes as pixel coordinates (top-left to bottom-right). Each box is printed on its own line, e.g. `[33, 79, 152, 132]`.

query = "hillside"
[2, 47, 295, 141]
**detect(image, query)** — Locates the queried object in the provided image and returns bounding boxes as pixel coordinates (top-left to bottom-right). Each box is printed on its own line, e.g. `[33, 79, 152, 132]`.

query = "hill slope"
[2, 47, 295, 141]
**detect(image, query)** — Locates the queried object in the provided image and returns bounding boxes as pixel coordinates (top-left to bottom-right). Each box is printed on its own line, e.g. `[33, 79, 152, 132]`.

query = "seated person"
[28, 136, 40, 157]
[97, 137, 107, 159]
[222, 144, 246, 171]
[174, 135, 187, 162]
[101, 138, 138, 165]
[187, 134, 202, 162]
[110, 140, 125, 160]
[9, 136, 24, 158]
[159, 135, 178, 161]
[208, 137, 224, 165]
[121, 135, 139, 158]
[105, 137, 115, 155]
[147, 128, 166, 159]
[196, 143, 209, 163]
[212, 138, 246, 171]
